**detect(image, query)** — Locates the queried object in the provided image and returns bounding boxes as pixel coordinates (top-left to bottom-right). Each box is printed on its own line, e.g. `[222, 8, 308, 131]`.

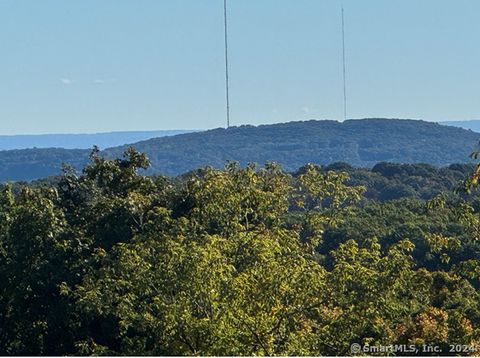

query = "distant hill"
[103, 119, 480, 176]
[441, 120, 480, 133]
[1, 119, 479, 182]
[0, 130, 195, 150]
[0, 148, 89, 182]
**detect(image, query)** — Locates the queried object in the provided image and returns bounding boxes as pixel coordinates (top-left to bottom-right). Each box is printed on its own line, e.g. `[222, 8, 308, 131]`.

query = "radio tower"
[223, 0, 231, 128]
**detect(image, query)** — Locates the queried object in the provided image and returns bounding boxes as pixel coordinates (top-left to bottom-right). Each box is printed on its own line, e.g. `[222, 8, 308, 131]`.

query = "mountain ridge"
[1, 118, 478, 182]
[103, 118, 479, 175]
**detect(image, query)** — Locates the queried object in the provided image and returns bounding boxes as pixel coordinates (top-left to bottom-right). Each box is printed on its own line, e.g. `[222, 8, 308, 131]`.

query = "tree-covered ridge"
[105, 119, 479, 175]
[1, 149, 480, 355]
[0, 147, 89, 182]
[0, 119, 479, 182]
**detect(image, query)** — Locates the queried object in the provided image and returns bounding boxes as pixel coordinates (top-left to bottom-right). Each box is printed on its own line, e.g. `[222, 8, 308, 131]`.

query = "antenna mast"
[341, 6, 347, 121]
[223, 0, 231, 128]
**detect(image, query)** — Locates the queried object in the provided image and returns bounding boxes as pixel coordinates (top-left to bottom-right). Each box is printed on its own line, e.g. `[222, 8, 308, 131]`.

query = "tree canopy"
[1, 148, 480, 355]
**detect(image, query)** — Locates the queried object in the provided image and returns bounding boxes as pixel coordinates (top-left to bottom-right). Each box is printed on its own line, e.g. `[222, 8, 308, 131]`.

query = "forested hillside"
[0, 119, 479, 182]
[0, 148, 89, 182]
[105, 119, 479, 176]
[2, 148, 480, 355]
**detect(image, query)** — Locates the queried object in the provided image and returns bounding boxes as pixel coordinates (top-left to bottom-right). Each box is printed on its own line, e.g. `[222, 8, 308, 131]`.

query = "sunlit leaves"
[2, 148, 480, 355]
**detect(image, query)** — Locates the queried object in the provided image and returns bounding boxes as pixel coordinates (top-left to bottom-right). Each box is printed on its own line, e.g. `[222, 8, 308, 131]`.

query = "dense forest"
[0, 119, 479, 182]
[2, 148, 480, 355]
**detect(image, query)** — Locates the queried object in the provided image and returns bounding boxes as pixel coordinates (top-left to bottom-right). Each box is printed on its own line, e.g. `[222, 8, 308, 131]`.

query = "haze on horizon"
[1, 0, 479, 135]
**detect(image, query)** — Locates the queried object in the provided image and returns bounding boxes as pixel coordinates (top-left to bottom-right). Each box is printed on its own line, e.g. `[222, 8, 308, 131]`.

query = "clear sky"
[0, 0, 479, 134]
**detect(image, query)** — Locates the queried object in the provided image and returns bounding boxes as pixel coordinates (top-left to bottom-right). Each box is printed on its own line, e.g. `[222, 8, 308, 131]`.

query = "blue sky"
[0, 0, 479, 134]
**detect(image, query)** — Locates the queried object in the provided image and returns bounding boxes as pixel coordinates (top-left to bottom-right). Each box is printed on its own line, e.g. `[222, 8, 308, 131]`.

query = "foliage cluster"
[320, 161, 475, 201]
[1, 149, 480, 355]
